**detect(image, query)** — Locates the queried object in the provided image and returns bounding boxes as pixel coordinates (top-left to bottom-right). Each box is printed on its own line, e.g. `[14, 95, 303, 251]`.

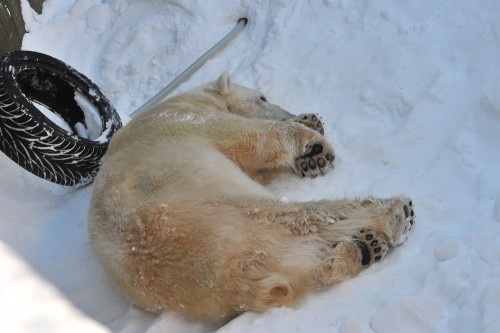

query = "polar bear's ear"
[217, 71, 231, 93]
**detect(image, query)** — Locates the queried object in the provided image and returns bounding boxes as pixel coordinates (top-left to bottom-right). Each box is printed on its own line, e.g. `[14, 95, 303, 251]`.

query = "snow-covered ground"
[1, 0, 499, 331]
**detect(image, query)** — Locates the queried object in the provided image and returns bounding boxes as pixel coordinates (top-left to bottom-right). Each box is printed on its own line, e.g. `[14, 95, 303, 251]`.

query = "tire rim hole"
[17, 68, 103, 141]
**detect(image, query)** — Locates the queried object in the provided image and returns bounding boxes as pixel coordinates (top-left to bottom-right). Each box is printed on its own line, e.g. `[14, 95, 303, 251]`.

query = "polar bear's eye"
[260, 96, 267, 102]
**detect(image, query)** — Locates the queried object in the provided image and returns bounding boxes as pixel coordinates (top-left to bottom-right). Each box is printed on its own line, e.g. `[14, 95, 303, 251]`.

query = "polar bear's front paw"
[294, 113, 324, 135]
[294, 141, 335, 178]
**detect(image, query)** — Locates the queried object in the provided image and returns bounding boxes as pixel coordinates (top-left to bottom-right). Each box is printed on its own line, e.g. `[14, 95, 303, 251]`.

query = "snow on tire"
[0, 51, 122, 187]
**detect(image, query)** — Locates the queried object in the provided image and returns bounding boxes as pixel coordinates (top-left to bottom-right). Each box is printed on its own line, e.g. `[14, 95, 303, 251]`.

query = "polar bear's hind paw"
[353, 229, 389, 266]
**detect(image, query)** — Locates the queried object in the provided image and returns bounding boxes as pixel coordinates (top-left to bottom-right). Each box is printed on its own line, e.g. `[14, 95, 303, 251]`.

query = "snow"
[74, 91, 102, 140]
[0, 0, 498, 332]
[32, 101, 73, 133]
[0, 241, 108, 333]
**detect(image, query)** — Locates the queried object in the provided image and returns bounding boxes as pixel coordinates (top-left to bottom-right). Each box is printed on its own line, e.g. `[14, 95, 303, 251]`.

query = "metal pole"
[130, 18, 248, 118]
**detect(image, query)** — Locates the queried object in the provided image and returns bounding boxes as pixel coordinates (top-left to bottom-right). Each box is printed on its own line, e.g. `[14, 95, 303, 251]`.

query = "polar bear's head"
[214, 72, 294, 121]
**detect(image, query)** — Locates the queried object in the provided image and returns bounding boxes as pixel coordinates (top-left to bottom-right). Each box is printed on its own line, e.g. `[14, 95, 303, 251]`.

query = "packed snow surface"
[1, 0, 499, 332]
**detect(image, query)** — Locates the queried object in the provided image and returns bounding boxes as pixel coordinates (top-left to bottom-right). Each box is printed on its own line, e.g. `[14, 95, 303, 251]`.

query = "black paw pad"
[307, 144, 323, 157]
[403, 201, 416, 229]
[353, 238, 371, 266]
[308, 159, 316, 169]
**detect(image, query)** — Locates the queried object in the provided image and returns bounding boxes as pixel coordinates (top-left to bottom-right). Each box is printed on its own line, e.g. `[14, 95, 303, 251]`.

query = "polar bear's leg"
[208, 119, 335, 181]
[239, 195, 415, 282]
[213, 195, 415, 315]
[246, 196, 415, 248]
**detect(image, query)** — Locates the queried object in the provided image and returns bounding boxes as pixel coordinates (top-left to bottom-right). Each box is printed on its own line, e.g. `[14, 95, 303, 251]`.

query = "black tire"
[0, 51, 122, 187]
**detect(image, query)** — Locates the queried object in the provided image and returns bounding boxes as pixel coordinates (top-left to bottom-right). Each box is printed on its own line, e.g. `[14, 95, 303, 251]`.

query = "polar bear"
[88, 72, 415, 324]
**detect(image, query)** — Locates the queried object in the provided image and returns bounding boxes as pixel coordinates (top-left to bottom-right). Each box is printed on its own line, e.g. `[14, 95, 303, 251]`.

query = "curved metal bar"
[130, 18, 248, 118]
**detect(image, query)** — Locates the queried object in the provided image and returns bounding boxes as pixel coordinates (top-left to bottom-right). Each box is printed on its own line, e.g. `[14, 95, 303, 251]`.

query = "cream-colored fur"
[88, 72, 415, 324]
